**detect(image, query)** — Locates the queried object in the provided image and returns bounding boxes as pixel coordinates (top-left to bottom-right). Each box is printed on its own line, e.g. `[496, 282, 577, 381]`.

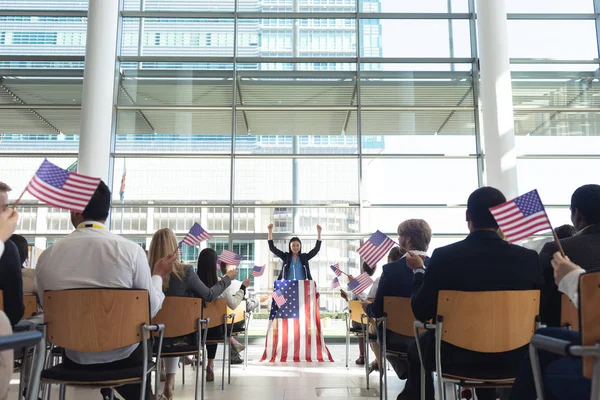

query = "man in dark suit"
[540, 184, 600, 327]
[365, 219, 432, 379]
[0, 182, 23, 326]
[397, 187, 543, 400]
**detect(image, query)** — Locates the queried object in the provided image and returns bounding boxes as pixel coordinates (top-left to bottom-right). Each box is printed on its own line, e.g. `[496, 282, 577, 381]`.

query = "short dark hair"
[9, 234, 28, 266]
[554, 224, 576, 240]
[467, 187, 507, 229]
[81, 181, 111, 221]
[362, 261, 375, 276]
[571, 184, 600, 225]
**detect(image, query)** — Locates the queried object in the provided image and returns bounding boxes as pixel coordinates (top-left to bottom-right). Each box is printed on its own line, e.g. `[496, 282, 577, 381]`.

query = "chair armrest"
[143, 323, 165, 332]
[0, 330, 43, 351]
[530, 334, 572, 356]
[413, 320, 436, 330]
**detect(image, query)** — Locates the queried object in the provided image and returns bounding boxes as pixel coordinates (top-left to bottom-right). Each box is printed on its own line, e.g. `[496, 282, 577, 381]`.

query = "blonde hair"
[397, 219, 432, 252]
[148, 228, 186, 291]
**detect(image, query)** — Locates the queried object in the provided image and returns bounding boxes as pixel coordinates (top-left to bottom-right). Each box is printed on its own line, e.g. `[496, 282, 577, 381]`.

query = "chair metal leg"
[381, 318, 387, 400]
[201, 345, 206, 400]
[181, 357, 185, 386]
[345, 313, 349, 369]
[221, 340, 226, 390]
[529, 344, 545, 400]
[590, 355, 600, 400]
[58, 384, 66, 400]
[194, 349, 201, 400]
[228, 339, 232, 384]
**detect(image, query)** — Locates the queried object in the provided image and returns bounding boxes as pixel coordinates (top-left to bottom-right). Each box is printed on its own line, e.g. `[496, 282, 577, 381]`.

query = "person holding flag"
[267, 223, 322, 281]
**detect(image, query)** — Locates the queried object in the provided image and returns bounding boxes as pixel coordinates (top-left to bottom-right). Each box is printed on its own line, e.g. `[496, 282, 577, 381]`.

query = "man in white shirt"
[509, 252, 591, 399]
[36, 181, 175, 400]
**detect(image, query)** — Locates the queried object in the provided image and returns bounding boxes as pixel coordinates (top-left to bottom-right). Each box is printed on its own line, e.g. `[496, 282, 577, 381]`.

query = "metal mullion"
[111, 153, 232, 159]
[510, 58, 600, 64]
[355, 0, 364, 240]
[506, 13, 598, 20]
[514, 106, 600, 112]
[468, 0, 484, 188]
[594, 0, 600, 62]
[0, 10, 87, 17]
[121, 11, 235, 18]
[358, 12, 472, 19]
[229, 0, 239, 249]
[0, 105, 81, 109]
[0, 55, 85, 62]
[116, 55, 474, 64]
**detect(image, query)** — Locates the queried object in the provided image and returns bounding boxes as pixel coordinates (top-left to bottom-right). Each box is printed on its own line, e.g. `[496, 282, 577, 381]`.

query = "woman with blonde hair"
[148, 228, 238, 400]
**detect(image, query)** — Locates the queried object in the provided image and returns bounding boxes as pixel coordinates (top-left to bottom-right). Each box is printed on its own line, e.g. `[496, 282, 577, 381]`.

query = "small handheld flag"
[489, 189, 553, 243]
[219, 250, 243, 266]
[272, 289, 287, 307]
[357, 230, 396, 268]
[348, 271, 374, 295]
[251, 265, 266, 277]
[23, 159, 101, 213]
[181, 223, 213, 246]
[330, 276, 340, 290]
[330, 264, 342, 277]
[119, 159, 126, 202]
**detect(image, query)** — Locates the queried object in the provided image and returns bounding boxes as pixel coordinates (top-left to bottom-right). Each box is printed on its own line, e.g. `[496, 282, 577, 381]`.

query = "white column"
[476, 0, 518, 199]
[78, 0, 120, 183]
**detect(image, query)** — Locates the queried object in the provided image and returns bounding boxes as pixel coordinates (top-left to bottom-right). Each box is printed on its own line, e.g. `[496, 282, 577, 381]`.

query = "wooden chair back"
[152, 297, 202, 338]
[579, 271, 600, 379]
[227, 300, 246, 326]
[437, 290, 539, 353]
[560, 294, 579, 331]
[23, 295, 37, 318]
[383, 296, 415, 337]
[43, 289, 150, 352]
[202, 298, 228, 329]
[0, 290, 3, 311]
[349, 300, 365, 325]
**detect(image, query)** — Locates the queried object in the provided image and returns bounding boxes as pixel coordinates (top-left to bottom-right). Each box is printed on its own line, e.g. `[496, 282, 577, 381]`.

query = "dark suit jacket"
[540, 223, 600, 327]
[366, 256, 430, 319]
[411, 230, 543, 375]
[0, 240, 24, 326]
[268, 239, 321, 281]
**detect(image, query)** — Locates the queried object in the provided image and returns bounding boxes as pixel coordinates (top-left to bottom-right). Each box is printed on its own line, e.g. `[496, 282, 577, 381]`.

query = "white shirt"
[558, 268, 585, 308]
[403, 250, 428, 274]
[367, 277, 380, 299]
[0, 241, 4, 258]
[36, 221, 164, 365]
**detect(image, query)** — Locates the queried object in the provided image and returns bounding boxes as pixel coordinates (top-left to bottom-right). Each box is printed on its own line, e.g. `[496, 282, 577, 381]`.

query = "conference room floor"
[8, 342, 407, 400]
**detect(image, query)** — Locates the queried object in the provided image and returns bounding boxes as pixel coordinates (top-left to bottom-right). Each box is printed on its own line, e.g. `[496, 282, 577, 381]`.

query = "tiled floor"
[7, 342, 407, 400]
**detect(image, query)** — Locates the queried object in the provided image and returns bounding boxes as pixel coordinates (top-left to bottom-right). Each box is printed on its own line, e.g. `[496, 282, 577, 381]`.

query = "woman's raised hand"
[267, 223, 274, 232]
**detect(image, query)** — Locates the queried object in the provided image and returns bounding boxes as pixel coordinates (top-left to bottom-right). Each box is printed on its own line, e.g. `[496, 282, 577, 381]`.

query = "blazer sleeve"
[223, 286, 245, 309]
[305, 240, 322, 261]
[268, 240, 287, 261]
[0, 241, 24, 326]
[366, 268, 389, 318]
[539, 241, 559, 325]
[188, 268, 231, 302]
[411, 249, 441, 322]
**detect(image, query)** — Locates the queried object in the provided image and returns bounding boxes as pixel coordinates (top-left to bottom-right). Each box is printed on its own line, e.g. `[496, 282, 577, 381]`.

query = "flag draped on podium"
[260, 280, 333, 363]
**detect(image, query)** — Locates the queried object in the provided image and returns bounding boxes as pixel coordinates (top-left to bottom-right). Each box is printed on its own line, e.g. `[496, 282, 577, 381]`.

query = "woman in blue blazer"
[267, 223, 322, 281]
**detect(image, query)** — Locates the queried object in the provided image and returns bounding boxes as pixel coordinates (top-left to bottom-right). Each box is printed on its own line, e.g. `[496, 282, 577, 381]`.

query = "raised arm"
[188, 267, 236, 302]
[267, 223, 287, 260]
[305, 225, 322, 260]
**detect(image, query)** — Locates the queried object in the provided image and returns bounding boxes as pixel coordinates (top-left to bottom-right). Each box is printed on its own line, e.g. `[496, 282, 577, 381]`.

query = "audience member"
[399, 187, 543, 400]
[10, 234, 37, 296]
[509, 252, 590, 399]
[0, 311, 12, 400]
[340, 261, 377, 366]
[554, 224, 576, 240]
[540, 184, 600, 326]
[36, 181, 176, 400]
[148, 228, 235, 399]
[0, 207, 18, 257]
[196, 248, 239, 382]
[364, 219, 431, 378]
[0, 182, 24, 327]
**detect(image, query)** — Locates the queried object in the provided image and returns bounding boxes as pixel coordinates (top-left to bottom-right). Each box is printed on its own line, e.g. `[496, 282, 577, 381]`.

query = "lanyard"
[77, 223, 107, 231]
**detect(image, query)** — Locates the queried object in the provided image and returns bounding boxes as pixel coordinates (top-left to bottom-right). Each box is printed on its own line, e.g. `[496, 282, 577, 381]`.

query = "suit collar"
[577, 223, 600, 236]
[466, 230, 503, 241]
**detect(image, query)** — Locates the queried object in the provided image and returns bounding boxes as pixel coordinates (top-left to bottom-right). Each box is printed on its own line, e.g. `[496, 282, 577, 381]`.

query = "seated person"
[340, 261, 378, 366]
[364, 219, 432, 378]
[509, 252, 591, 400]
[540, 184, 600, 326]
[148, 228, 235, 399]
[10, 235, 41, 314]
[399, 187, 543, 400]
[36, 181, 176, 400]
[0, 311, 13, 400]
[0, 182, 23, 327]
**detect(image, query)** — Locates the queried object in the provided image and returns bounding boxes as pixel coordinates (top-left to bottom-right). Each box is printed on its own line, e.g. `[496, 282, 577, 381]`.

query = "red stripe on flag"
[293, 317, 300, 362]
[29, 177, 90, 206]
[270, 322, 279, 362]
[304, 281, 312, 362]
[281, 319, 288, 362]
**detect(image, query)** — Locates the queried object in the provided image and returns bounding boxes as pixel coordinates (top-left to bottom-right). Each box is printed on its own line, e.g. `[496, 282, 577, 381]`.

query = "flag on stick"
[330, 264, 342, 277]
[251, 265, 266, 277]
[357, 230, 396, 268]
[272, 289, 287, 307]
[348, 271, 374, 295]
[24, 159, 101, 213]
[330, 276, 340, 290]
[181, 223, 213, 246]
[219, 250, 243, 266]
[489, 189, 553, 243]
[119, 159, 126, 202]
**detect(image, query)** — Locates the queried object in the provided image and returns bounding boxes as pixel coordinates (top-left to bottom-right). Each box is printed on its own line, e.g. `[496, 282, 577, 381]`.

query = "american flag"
[26, 159, 101, 213]
[272, 289, 287, 307]
[348, 271, 374, 296]
[261, 280, 333, 363]
[181, 223, 213, 246]
[251, 265, 266, 277]
[330, 264, 342, 277]
[219, 250, 243, 266]
[489, 189, 552, 243]
[330, 277, 340, 290]
[357, 230, 396, 268]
